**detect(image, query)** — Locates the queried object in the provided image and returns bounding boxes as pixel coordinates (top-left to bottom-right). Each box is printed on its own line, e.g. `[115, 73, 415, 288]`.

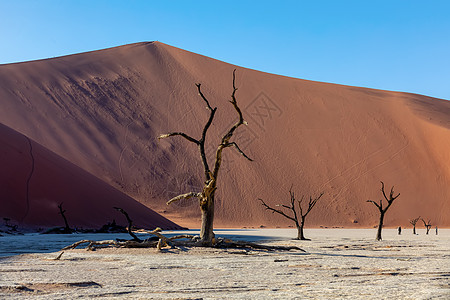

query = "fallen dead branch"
[61, 229, 305, 252]
[214, 239, 305, 252]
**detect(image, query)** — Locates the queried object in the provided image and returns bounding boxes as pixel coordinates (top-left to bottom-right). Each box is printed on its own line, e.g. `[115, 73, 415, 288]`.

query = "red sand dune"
[0, 42, 449, 228]
[0, 123, 181, 230]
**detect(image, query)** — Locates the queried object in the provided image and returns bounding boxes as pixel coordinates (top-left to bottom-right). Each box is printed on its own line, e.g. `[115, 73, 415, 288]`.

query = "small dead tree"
[113, 207, 142, 242]
[409, 216, 420, 235]
[259, 187, 324, 240]
[58, 203, 72, 233]
[158, 70, 252, 245]
[367, 181, 400, 241]
[421, 218, 432, 235]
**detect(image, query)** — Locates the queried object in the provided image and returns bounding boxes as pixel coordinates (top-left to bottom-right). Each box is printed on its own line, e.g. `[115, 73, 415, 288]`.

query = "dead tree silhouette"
[259, 186, 324, 240]
[113, 207, 142, 242]
[58, 203, 72, 233]
[367, 181, 400, 241]
[421, 218, 432, 235]
[158, 70, 252, 245]
[409, 216, 420, 235]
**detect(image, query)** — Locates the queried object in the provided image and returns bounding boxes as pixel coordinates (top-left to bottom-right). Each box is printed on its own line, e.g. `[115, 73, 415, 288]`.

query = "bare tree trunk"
[62, 216, 70, 233]
[298, 226, 306, 240]
[298, 217, 309, 240]
[296, 224, 302, 240]
[295, 219, 304, 240]
[58, 203, 71, 233]
[200, 195, 215, 244]
[413, 225, 416, 235]
[376, 212, 385, 241]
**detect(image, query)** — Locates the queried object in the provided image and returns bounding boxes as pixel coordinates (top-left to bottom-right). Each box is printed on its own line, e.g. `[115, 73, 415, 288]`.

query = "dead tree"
[421, 218, 432, 235]
[367, 181, 400, 241]
[259, 187, 324, 240]
[113, 207, 141, 242]
[158, 70, 252, 245]
[409, 216, 420, 235]
[58, 203, 72, 233]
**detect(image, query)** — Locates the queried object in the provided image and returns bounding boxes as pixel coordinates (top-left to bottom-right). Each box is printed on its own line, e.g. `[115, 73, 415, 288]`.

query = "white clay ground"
[0, 229, 449, 299]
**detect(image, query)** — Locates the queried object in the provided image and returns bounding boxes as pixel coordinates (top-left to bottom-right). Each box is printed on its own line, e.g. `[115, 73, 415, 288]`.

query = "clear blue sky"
[1, 1, 449, 100]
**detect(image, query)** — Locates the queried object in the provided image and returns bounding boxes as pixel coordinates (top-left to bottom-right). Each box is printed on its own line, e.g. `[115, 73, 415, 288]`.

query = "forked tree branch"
[421, 218, 431, 227]
[368, 182, 400, 213]
[196, 83, 215, 111]
[158, 82, 220, 181]
[303, 193, 324, 217]
[409, 216, 420, 226]
[258, 198, 296, 222]
[380, 181, 400, 204]
[212, 69, 251, 178]
[196, 83, 217, 179]
[221, 70, 246, 142]
[290, 189, 300, 221]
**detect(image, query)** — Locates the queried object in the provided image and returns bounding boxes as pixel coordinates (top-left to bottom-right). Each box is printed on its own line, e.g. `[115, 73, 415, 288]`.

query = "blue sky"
[1, 1, 449, 100]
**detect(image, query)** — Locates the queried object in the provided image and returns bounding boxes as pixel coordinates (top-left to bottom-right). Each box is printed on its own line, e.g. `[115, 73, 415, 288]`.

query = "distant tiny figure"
[397, 226, 402, 235]
[435, 226, 438, 235]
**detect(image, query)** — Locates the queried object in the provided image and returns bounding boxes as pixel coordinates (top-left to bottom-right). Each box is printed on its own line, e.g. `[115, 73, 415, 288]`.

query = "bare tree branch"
[227, 142, 253, 161]
[212, 69, 250, 179]
[366, 200, 381, 210]
[196, 83, 217, 179]
[305, 193, 324, 216]
[113, 207, 141, 242]
[292, 191, 301, 221]
[258, 198, 296, 222]
[222, 70, 245, 142]
[409, 216, 420, 226]
[167, 192, 201, 205]
[158, 132, 199, 145]
[380, 181, 400, 205]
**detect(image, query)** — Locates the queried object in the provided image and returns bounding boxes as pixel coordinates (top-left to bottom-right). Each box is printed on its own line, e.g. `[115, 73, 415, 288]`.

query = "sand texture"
[1, 41, 450, 228]
[0, 229, 449, 299]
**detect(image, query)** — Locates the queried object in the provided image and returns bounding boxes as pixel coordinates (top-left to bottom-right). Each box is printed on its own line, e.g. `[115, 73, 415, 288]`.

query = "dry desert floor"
[0, 229, 449, 299]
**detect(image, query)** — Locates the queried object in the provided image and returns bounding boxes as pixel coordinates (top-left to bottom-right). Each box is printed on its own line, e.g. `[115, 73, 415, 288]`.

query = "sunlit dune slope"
[1, 41, 449, 228]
